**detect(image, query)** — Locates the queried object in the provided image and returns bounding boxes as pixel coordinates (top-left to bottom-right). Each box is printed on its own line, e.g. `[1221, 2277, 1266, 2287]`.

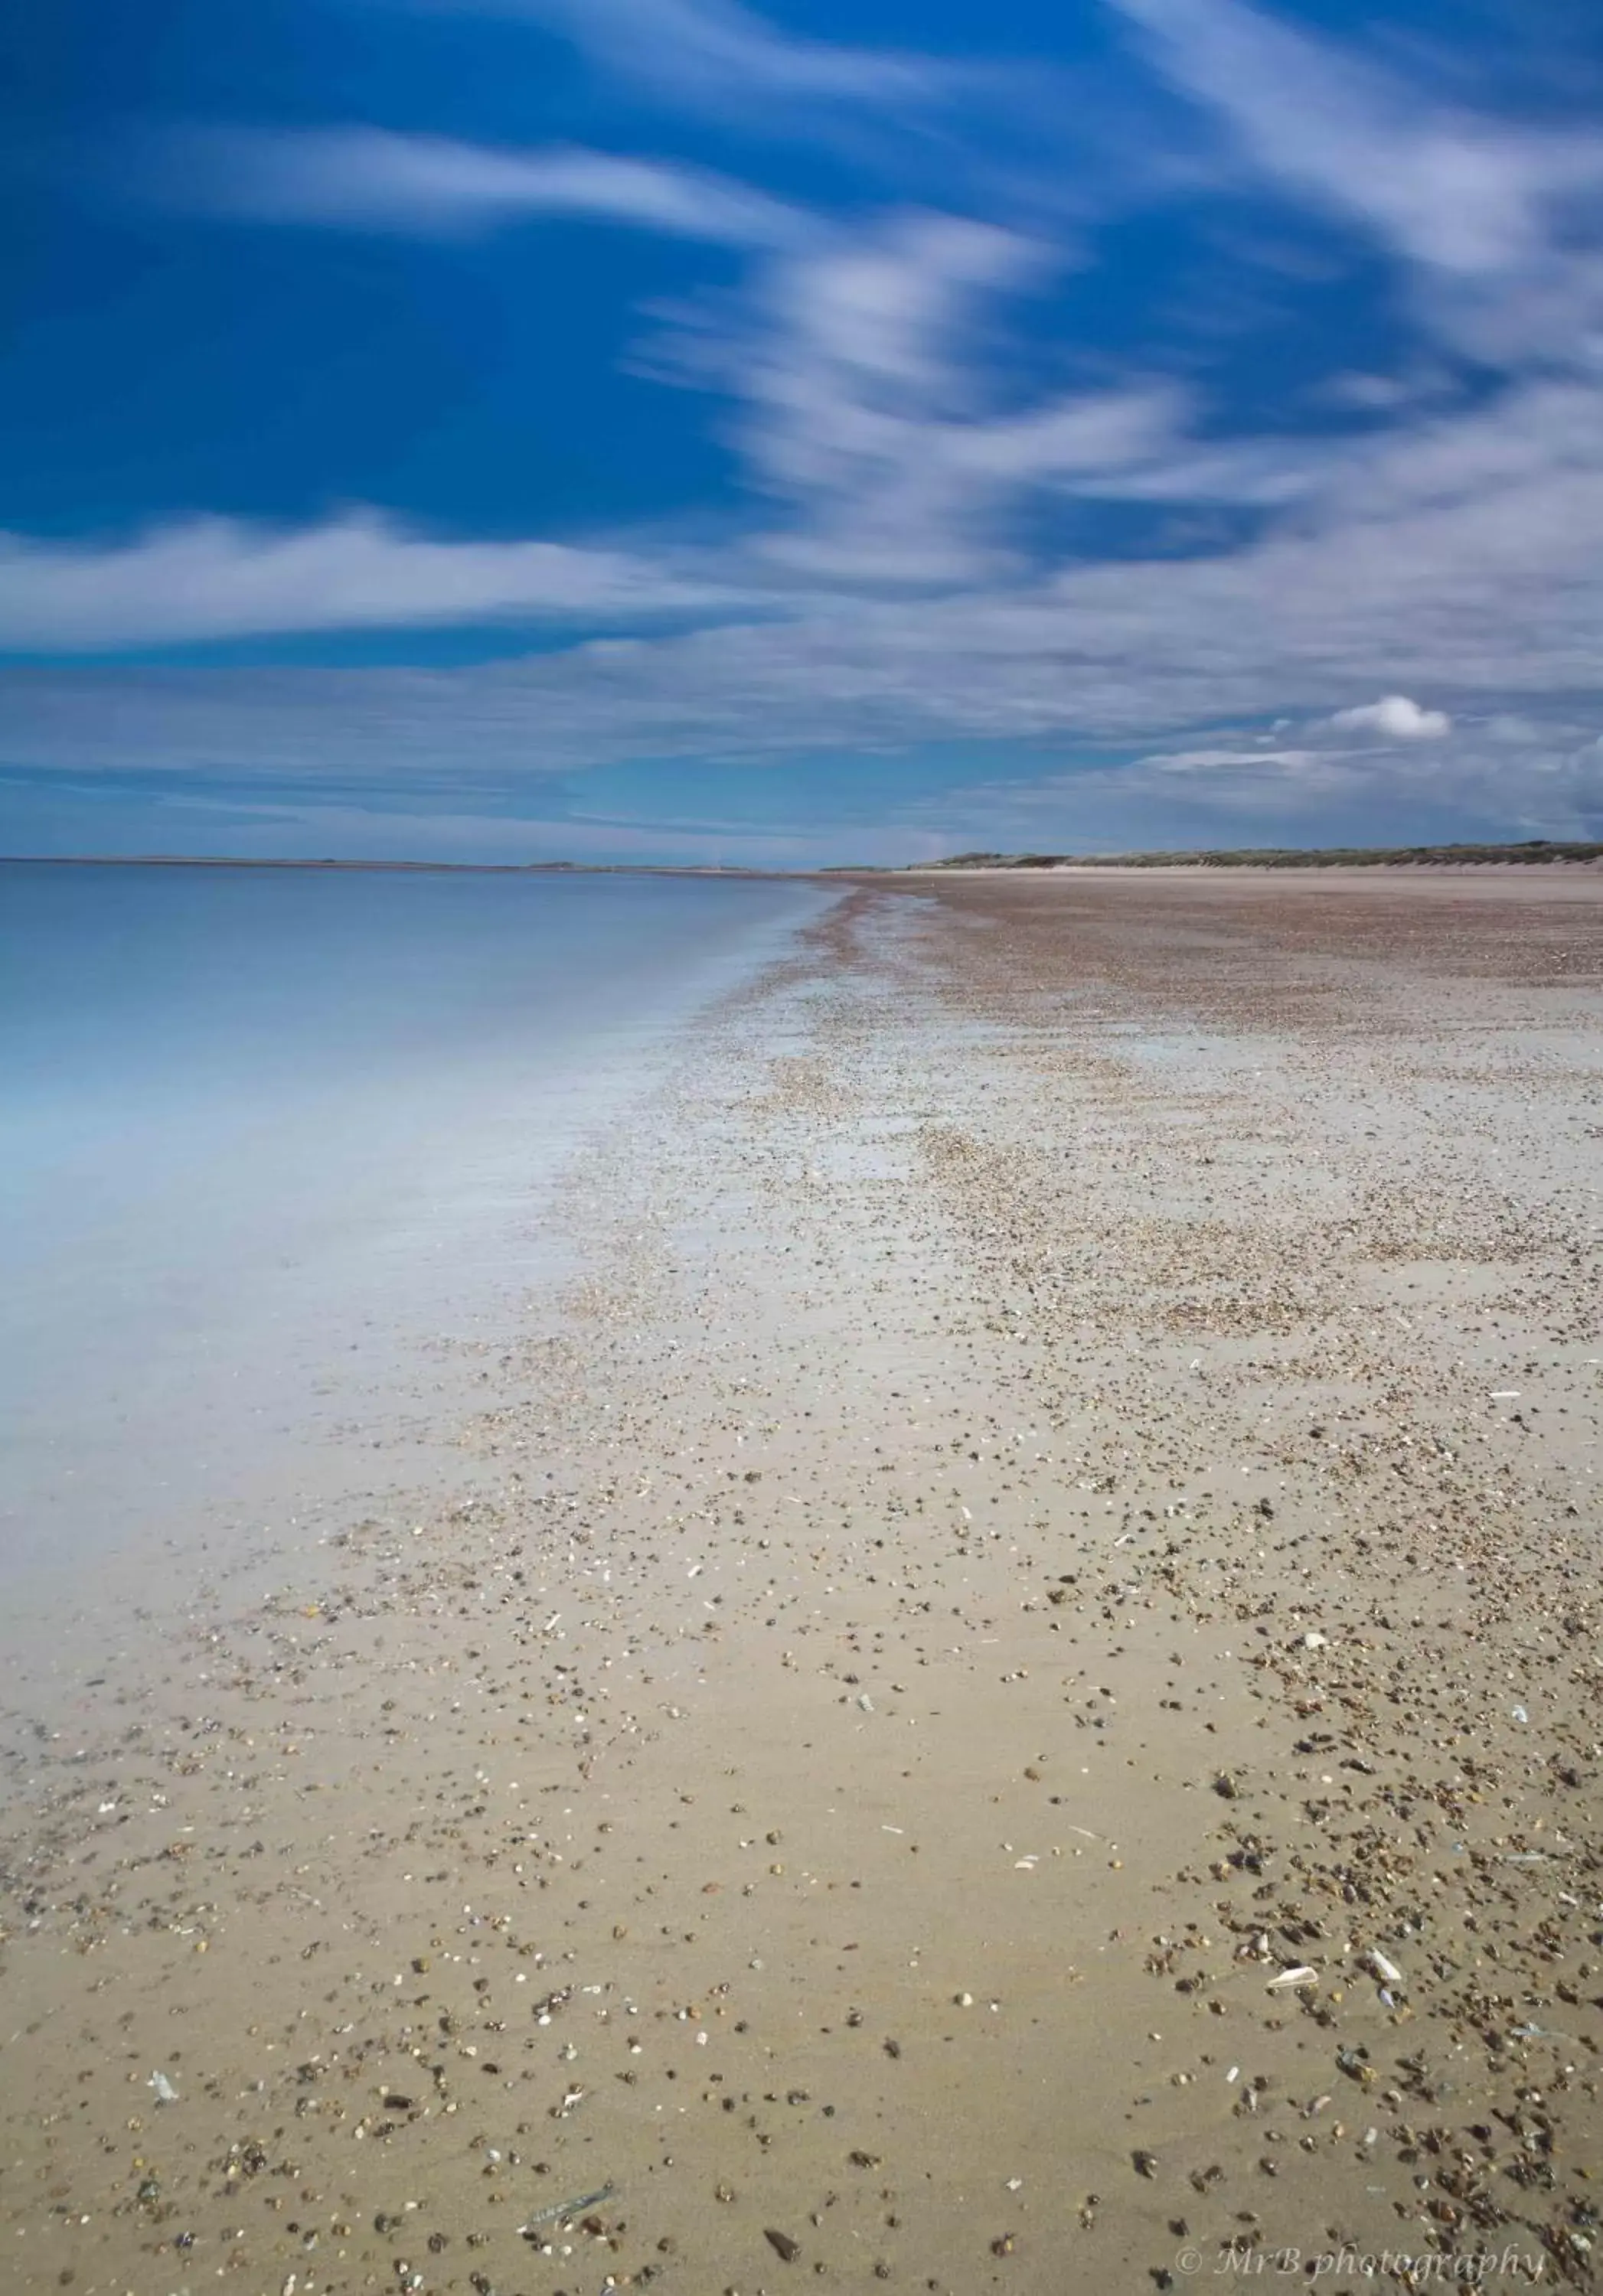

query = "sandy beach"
[2, 869, 1600, 2295]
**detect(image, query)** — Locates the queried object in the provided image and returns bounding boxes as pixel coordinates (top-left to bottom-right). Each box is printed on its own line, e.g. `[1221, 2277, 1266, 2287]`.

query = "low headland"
[904, 838, 1603, 872]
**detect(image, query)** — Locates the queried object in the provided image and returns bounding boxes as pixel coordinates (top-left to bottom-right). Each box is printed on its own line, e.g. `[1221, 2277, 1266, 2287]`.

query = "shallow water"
[0, 863, 833, 1590]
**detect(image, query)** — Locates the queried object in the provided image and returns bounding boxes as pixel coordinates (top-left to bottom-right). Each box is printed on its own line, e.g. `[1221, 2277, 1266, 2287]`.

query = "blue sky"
[3, 0, 1602, 863]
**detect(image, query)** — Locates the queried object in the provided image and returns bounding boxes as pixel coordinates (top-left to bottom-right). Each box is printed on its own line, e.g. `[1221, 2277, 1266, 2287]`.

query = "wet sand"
[2, 871, 1600, 2294]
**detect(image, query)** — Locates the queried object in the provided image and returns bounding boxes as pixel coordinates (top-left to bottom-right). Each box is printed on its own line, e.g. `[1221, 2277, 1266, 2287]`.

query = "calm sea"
[0, 863, 832, 1596]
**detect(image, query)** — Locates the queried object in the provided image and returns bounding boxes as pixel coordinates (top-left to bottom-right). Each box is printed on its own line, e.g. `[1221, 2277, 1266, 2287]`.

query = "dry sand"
[2, 869, 1600, 2294]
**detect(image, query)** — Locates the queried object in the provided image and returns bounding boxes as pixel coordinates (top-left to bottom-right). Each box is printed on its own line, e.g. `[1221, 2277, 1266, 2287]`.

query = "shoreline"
[0, 872, 839, 1660]
[0, 855, 796, 879]
[2, 870, 1599, 2293]
[889, 859, 1603, 885]
[11, 851, 1603, 882]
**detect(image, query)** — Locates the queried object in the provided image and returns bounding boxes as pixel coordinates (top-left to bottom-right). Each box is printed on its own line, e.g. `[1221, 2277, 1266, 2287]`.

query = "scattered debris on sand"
[2, 869, 1599, 2292]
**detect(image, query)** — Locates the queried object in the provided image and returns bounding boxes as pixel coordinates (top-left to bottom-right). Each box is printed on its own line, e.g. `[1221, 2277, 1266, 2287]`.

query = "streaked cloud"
[4, 389, 1599, 767]
[13, 0, 1603, 854]
[1108, 0, 1603, 366]
[1111, 0, 1603, 276]
[441, 0, 950, 118]
[0, 514, 734, 651]
[159, 126, 811, 247]
[666, 217, 1336, 591]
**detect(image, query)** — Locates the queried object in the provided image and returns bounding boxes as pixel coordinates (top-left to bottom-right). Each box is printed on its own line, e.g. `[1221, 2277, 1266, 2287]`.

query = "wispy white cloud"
[720, 216, 1050, 588]
[679, 216, 1336, 590]
[1111, 0, 1603, 275]
[0, 205, 1357, 647]
[18, 0, 1603, 859]
[161, 126, 810, 247]
[1132, 745, 1318, 776]
[0, 513, 735, 651]
[442, 0, 949, 119]
[6, 379, 1601, 778]
[1108, 0, 1603, 364]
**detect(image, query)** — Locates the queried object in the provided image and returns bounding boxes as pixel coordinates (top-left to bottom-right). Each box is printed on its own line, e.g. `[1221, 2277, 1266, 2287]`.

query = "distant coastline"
[0, 854, 782, 879]
[900, 837, 1603, 872]
[8, 839, 1603, 876]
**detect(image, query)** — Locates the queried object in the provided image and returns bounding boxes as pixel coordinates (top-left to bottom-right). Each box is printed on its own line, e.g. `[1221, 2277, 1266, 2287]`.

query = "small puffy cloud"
[1328, 695, 1451, 739]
